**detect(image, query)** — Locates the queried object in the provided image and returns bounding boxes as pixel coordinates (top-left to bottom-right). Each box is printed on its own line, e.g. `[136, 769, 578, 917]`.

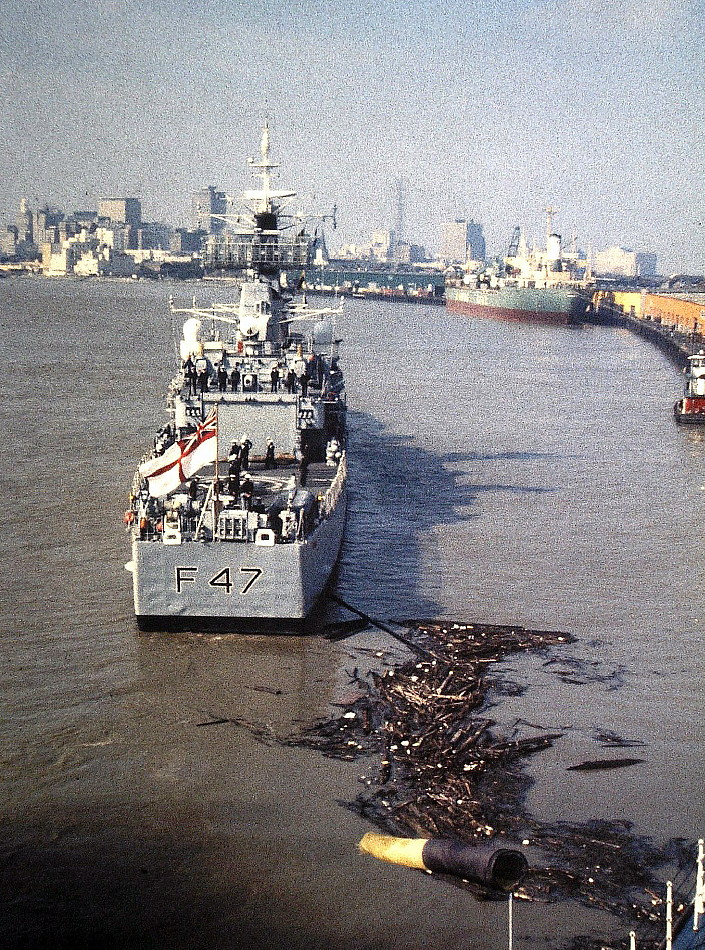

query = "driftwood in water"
[567, 758, 645, 772]
[291, 620, 691, 948]
[298, 619, 572, 845]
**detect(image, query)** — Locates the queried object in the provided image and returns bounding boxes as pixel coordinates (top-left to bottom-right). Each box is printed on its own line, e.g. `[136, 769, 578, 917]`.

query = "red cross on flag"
[139, 408, 217, 497]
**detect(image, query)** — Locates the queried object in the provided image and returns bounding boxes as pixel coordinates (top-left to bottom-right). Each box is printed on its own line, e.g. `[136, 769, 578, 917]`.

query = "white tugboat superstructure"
[125, 126, 347, 628]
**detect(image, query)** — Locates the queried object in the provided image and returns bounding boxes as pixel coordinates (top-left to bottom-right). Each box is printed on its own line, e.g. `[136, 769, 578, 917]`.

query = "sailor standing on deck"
[230, 365, 241, 392]
[240, 472, 254, 509]
[183, 357, 197, 397]
[306, 354, 318, 386]
[264, 439, 276, 469]
[227, 457, 241, 497]
[195, 355, 207, 375]
[298, 441, 310, 487]
[195, 355, 209, 394]
[270, 363, 280, 393]
[217, 363, 228, 393]
[239, 435, 252, 470]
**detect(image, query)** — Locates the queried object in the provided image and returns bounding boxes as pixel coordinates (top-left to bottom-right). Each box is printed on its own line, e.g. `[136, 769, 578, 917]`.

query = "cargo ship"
[124, 125, 347, 629]
[674, 350, 705, 423]
[445, 209, 592, 324]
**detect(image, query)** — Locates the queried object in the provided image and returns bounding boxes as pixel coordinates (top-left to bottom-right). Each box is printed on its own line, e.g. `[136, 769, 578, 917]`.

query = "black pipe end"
[422, 839, 528, 891]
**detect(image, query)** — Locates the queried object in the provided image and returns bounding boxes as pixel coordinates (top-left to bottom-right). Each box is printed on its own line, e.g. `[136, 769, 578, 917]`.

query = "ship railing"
[136, 520, 161, 542]
[319, 451, 347, 519]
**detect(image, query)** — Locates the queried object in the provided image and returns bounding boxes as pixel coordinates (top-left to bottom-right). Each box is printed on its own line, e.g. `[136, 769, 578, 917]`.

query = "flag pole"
[214, 404, 220, 500]
[212, 405, 221, 535]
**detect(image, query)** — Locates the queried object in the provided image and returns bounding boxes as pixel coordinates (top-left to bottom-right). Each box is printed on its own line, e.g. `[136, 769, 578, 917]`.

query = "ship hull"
[674, 398, 705, 424]
[130, 484, 347, 627]
[446, 286, 589, 325]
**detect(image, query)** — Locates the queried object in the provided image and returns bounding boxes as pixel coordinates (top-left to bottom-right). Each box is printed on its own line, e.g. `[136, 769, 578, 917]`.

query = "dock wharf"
[586, 302, 700, 368]
[588, 288, 705, 367]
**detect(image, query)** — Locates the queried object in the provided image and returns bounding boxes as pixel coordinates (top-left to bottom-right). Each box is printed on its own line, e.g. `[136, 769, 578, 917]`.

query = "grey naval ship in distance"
[125, 125, 347, 629]
[445, 209, 592, 324]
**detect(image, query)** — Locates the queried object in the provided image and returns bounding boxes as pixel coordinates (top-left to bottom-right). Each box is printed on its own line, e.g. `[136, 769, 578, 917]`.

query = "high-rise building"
[441, 219, 486, 264]
[15, 198, 32, 243]
[0, 228, 18, 258]
[466, 220, 486, 262]
[136, 223, 172, 251]
[594, 246, 638, 278]
[390, 241, 426, 265]
[636, 252, 658, 277]
[170, 229, 204, 255]
[98, 198, 142, 228]
[192, 186, 227, 234]
[71, 210, 99, 228]
[370, 228, 394, 262]
[394, 178, 406, 245]
[32, 207, 64, 246]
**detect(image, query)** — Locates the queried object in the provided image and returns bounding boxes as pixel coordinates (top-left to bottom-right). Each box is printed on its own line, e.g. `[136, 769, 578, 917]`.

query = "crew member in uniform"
[195, 356, 209, 393]
[264, 439, 276, 469]
[240, 472, 254, 509]
[239, 435, 252, 470]
[227, 457, 241, 497]
[298, 442, 310, 486]
[183, 357, 197, 397]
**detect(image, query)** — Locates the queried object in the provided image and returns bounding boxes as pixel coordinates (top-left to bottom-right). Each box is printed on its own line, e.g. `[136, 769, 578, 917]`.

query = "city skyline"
[1, 190, 663, 275]
[1, 0, 703, 272]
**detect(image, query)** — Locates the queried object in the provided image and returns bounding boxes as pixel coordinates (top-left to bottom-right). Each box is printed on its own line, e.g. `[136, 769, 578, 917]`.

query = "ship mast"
[544, 206, 558, 247]
[245, 121, 295, 215]
[248, 122, 277, 213]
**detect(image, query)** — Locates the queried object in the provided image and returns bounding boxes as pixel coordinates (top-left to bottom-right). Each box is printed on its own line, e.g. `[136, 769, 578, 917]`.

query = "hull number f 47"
[175, 566, 263, 595]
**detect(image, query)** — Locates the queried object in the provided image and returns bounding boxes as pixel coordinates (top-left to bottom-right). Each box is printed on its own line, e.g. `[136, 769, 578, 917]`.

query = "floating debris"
[593, 728, 647, 749]
[567, 758, 645, 772]
[287, 619, 693, 948]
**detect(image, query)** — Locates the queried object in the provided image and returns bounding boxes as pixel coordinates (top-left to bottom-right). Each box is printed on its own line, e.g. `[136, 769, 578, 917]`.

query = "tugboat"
[124, 125, 347, 628]
[674, 351, 705, 424]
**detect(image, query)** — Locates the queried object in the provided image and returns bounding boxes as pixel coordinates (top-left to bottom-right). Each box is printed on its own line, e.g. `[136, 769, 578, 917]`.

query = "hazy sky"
[1, 0, 703, 271]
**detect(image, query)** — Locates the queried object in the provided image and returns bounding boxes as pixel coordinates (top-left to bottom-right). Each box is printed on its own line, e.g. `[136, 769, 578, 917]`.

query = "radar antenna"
[544, 206, 559, 245]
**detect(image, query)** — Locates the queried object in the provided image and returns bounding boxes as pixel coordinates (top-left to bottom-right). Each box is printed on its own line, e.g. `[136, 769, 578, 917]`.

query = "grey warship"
[125, 126, 347, 628]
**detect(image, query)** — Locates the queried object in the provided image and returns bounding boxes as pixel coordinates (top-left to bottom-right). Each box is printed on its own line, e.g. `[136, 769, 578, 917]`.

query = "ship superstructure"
[446, 209, 592, 324]
[125, 126, 347, 627]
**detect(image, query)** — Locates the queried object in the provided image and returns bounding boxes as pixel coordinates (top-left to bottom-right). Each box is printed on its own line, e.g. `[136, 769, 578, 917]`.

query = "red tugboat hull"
[674, 397, 705, 423]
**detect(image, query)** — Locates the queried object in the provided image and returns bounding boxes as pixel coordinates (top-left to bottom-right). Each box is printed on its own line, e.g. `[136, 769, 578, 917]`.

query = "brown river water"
[0, 277, 703, 949]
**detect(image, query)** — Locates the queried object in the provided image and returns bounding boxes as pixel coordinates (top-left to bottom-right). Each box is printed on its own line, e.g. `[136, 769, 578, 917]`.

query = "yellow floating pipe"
[359, 832, 528, 892]
[359, 832, 429, 870]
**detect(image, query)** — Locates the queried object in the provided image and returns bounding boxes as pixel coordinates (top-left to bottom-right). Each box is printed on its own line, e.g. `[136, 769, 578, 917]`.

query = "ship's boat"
[125, 126, 347, 628]
[674, 350, 705, 423]
[445, 211, 592, 324]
